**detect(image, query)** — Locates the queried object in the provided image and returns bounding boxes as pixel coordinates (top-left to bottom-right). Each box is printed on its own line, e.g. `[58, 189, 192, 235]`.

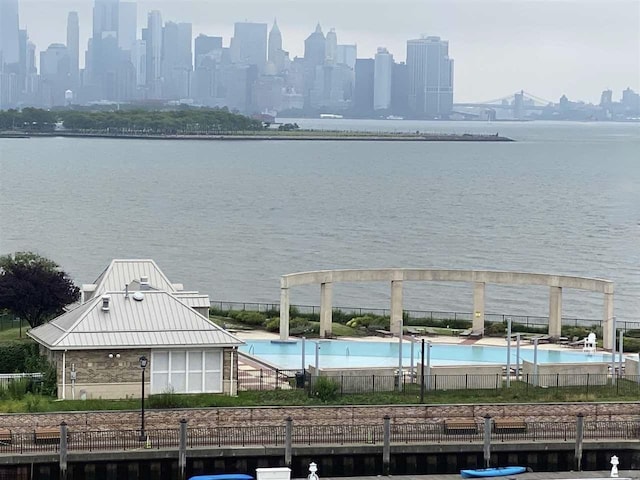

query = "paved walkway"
[307, 473, 636, 480]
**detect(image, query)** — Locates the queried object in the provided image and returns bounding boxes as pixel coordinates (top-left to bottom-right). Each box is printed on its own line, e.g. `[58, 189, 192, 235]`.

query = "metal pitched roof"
[28, 290, 242, 350]
[175, 292, 211, 308]
[87, 259, 177, 300]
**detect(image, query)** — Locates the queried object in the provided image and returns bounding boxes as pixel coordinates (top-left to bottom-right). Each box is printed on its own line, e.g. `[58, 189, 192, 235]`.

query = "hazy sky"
[16, 0, 640, 103]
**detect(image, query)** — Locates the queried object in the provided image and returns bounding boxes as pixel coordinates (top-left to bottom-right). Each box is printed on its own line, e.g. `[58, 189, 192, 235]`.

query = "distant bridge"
[453, 91, 554, 119]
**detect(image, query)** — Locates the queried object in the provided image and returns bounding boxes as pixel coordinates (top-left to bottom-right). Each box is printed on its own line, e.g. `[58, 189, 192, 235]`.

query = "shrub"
[485, 322, 506, 336]
[265, 318, 280, 332]
[346, 315, 390, 329]
[229, 310, 267, 326]
[311, 376, 340, 402]
[0, 343, 40, 373]
[24, 393, 43, 412]
[561, 326, 591, 340]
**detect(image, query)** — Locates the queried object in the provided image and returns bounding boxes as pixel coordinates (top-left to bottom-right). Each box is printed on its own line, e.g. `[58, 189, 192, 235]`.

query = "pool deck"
[234, 331, 580, 352]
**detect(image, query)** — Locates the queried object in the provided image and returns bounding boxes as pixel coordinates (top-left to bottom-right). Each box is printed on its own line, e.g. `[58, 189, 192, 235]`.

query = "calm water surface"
[1, 121, 639, 321]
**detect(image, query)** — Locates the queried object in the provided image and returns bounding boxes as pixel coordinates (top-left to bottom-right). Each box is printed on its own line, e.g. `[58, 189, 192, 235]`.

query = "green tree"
[0, 252, 80, 328]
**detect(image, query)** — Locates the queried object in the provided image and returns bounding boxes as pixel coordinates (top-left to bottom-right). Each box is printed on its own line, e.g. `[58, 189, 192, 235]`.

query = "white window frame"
[151, 349, 223, 394]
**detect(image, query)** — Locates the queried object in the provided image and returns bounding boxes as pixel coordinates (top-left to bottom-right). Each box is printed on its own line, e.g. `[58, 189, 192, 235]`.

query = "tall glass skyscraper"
[0, 0, 20, 66]
[406, 36, 454, 118]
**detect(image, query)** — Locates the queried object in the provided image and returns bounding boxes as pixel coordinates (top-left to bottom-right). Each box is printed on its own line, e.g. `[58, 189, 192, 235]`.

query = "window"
[151, 350, 222, 394]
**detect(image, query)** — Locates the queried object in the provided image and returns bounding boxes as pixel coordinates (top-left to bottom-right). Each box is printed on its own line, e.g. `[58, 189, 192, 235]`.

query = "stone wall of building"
[0, 402, 637, 433]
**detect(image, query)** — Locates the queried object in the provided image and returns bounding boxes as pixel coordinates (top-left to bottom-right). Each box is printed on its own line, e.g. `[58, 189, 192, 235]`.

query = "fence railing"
[210, 301, 640, 332]
[0, 420, 638, 455]
[0, 373, 43, 390]
[237, 368, 302, 391]
[299, 372, 640, 396]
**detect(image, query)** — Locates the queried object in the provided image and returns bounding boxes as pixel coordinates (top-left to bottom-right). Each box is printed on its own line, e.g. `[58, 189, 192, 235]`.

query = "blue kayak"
[189, 475, 254, 480]
[460, 466, 526, 478]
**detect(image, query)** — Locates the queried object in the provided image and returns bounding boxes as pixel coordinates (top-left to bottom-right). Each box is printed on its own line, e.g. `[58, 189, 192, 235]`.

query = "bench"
[34, 427, 61, 444]
[444, 419, 478, 434]
[375, 329, 394, 338]
[0, 428, 11, 444]
[493, 418, 527, 434]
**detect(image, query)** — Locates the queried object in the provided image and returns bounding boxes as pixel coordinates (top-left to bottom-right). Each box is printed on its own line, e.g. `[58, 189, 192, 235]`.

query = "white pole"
[410, 336, 415, 382]
[397, 334, 403, 392]
[619, 330, 624, 380]
[301, 336, 306, 372]
[533, 338, 539, 387]
[314, 342, 320, 376]
[62, 350, 67, 400]
[426, 341, 432, 390]
[611, 316, 617, 383]
[506, 317, 512, 388]
[516, 333, 521, 382]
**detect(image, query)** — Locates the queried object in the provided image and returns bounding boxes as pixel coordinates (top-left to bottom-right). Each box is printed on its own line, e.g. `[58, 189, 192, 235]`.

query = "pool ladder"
[248, 345, 255, 355]
[346, 348, 350, 357]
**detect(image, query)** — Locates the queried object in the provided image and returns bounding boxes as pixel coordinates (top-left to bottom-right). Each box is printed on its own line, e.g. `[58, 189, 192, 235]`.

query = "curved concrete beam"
[279, 268, 615, 349]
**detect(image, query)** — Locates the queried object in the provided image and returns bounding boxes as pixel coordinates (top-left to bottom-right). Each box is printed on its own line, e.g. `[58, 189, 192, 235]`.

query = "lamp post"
[139, 356, 148, 441]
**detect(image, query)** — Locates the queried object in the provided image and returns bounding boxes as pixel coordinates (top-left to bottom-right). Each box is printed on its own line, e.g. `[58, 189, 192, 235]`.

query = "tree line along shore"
[0, 107, 513, 141]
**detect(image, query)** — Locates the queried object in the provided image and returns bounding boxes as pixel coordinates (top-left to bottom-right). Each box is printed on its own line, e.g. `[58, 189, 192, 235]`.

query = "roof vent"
[101, 295, 111, 312]
[140, 276, 150, 290]
[133, 291, 144, 302]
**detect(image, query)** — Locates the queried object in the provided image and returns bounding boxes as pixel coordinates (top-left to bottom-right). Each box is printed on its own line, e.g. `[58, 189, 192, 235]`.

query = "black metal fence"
[0, 419, 638, 455]
[237, 368, 303, 391]
[300, 372, 640, 396]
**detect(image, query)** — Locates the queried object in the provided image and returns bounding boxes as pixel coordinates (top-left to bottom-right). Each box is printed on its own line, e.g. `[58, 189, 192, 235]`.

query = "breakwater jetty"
[1, 131, 514, 142]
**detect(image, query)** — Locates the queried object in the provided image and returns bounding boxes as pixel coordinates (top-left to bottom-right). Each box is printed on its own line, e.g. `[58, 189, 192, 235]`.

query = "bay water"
[1, 120, 638, 322]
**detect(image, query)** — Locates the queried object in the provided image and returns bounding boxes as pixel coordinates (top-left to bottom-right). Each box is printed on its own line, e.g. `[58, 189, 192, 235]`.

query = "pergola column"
[320, 282, 333, 338]
[390, 280, 404, 336]
[603, 292, 614, 350]
[279, 287, 290, 341]
[472, 282, 485, 333]
[549, 286, 563, 338]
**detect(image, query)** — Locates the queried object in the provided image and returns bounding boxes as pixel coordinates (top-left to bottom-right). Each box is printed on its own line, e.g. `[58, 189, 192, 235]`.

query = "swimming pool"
[238, 339, 612, 370]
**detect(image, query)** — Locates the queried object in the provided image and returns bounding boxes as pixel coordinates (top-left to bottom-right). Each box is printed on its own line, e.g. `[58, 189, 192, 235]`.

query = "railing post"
[179, 419, 188, 480]
[575, 413, 584, 471]
[483, 415, 492, 468]
[383, 415, 391, 475]
[285, 417, 293, 467]
[59, 421, 68, 480]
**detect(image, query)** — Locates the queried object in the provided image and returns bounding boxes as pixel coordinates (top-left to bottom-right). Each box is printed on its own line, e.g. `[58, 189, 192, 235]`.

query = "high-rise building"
[93, 0, 119, 39]
[406, 36, 454, 118]
[373, 47, 393, 111]
[162, 21, 192, 99]
[267, 19, 287, 73]
[118, 2, 137, 51]
[143, 10, 163, 98]
[304, 23, 325, 68]
[325, 28, 337, 64]
[354, 58, 374, 116]
[66, 12, 79, 88]
[39, 43, 70, 106]
[336, 44, 357, 69]
[131, 39, 146, 87]
[195, 34, 222, 68]
[0, 0, 20, 67]
[231, 22, 267, 71]
[391, 62, 409, 116]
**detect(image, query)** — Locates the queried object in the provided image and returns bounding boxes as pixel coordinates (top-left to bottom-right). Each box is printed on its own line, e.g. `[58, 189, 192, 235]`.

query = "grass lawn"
[0, 326, 31, 344]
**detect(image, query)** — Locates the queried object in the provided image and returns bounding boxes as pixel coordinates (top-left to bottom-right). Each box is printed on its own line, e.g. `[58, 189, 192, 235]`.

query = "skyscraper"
[162, 21, 192, 99]
[118, 2, 137, 51]
[93, 0, 119, 39]
[267, 19, 286, 73]
[373, 47, 393, 111]
[231, 22, 267, 71]
[0, 0, 20, 67]
[66, 12, 79, 88]
[325, 28, 337, 64]
[304, 23, 325, 68]
[143, 10, 163, 98]
[406, 36, 454, 118]
[354, 58, 374, 116]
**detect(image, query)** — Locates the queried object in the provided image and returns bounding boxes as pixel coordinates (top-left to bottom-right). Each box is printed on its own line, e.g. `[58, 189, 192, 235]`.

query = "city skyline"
[11, 0, 640, 104]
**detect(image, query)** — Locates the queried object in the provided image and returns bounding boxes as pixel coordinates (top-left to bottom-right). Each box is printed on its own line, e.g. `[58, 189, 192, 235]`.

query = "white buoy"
[610, 455, 619, 478]
[308, 462, 319, 480]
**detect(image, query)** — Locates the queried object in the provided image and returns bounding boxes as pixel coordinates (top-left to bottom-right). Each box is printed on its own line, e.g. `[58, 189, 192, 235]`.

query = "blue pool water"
[238, 339, 612, 370]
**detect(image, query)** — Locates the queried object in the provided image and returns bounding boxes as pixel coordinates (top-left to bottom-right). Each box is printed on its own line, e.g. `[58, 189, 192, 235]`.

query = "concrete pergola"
[279, 269, 615, 349]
